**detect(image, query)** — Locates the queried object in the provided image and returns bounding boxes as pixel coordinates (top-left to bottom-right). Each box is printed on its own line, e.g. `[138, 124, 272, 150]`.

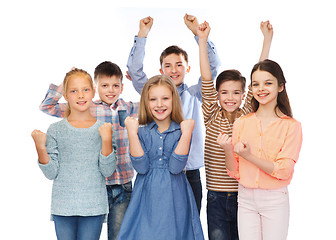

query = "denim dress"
[117, 121, 204, 240]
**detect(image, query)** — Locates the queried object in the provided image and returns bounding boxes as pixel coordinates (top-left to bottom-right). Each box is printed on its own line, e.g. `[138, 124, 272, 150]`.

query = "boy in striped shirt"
[198, 21, 273, 240]
[39, 61, 138, 240]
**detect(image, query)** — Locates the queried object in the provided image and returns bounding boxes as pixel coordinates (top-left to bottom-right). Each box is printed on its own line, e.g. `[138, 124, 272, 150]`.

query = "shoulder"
[281, 116, 302, 130]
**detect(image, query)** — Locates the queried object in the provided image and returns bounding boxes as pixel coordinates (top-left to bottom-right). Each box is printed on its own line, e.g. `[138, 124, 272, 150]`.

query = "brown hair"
[94, 61, 123, 84]
[159, 45, 188, 66]
[138, 75, 184, 125]
[62, 68, 94, 117]
[216, 69, 246, 91]
[250, 59, 293, 118]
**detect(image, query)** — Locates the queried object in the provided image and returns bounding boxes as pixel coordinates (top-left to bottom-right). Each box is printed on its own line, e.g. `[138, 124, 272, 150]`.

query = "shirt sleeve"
[270, 120, 302, 180]
[226, 119, 241, 180]
[201, 77, 220, 127]
[39, 84, 67, 118]
[99, 132, 118, 177]
[127, 36, 149, 94]
[130, 127, 150, 174]
[190, 36, 220, 100]
[241, 85, 253, 115]
[38, 124, 60, 180]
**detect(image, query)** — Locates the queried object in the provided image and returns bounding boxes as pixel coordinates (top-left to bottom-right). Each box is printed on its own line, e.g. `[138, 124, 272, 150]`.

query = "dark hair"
[159, 45, 188, 66]
[250, 59, 293, 118]
[94, 61, 123, 83]
[215, 69, 246, 91]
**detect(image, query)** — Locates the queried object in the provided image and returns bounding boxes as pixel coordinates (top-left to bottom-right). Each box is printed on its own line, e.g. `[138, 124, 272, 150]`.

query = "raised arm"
[127, 17, 153, 94]
[259, 20, 273, 61]
[184, 14, 220, 98]
[39, 84, 67, 118]
[198, 21, 212, 81]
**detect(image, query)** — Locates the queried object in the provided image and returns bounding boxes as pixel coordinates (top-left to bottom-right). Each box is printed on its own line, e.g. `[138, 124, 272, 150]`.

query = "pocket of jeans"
[122, 182, 133, 193]
[207, 191, 217, 203]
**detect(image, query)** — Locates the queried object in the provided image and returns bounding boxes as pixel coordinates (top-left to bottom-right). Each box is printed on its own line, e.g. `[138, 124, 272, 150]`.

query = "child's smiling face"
[251, 70, 283, 107]
[96, 75, 124, 106]
[218, 80, 245, 113]
[159, 53, 190, 87]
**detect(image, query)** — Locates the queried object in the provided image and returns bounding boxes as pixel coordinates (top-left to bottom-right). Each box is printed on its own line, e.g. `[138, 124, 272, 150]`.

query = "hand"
[184, 14, 199, 36]
[125, 71, 132, 81]
[180, 119, 195, 136]
[260, 20, 273, 40]
[99, 123, 113, 142]
[197, 21, 210, 40]
[233, 140, 251, 159]
[138, 16, 153, 38]
[216, 132, 232, 151]
[125, 116, 139, 135]
[31, 130, 47, 149]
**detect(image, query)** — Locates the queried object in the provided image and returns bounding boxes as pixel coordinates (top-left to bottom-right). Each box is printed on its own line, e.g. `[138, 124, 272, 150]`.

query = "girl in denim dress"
[117, 75, 204, 240]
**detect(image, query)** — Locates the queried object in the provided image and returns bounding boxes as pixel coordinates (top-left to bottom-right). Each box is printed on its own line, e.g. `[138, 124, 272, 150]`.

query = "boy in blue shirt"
[126, 14, 220, 213]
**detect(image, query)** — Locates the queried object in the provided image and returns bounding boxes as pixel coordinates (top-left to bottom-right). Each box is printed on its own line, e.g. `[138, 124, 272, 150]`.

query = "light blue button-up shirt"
[127, 36, 220, 170]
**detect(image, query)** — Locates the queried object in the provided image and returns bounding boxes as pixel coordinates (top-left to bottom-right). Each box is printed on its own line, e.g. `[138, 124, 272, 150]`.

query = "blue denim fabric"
[186, 169, 203, 214]
[106, 182, 132, 240]
[207, 190, 238, 240]
[117, 110, 127, 128]
[53, 215, 104, 240]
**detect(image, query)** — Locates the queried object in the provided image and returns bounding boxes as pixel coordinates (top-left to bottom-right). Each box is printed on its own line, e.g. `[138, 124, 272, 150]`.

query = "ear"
[120, 83, 124, 94]
[63, 93, 68, 101]
[159, 68, 164, 75]
[278, 83, 284, 93]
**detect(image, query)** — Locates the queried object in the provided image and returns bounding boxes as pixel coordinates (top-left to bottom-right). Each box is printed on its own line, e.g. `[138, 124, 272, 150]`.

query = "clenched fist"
[99, 123, 113, 142]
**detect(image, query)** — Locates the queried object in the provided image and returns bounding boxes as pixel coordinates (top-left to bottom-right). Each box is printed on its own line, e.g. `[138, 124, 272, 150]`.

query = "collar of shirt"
[94, 98, 127, 111]
[177, 83, 188, 95]
[146, 120, 181, 133]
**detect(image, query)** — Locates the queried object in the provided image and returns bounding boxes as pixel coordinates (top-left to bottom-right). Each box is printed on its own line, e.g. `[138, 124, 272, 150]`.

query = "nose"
[157, 99, 163, 107]
[78, 90, 84, 98]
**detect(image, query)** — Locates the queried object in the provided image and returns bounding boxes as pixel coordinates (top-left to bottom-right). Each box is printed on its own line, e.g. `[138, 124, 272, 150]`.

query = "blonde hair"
[62, 68, 94, 117]
[138, 75, 184, 125]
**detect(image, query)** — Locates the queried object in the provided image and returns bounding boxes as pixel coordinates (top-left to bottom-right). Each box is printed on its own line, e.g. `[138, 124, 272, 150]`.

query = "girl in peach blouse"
[217, 59, 302, 240]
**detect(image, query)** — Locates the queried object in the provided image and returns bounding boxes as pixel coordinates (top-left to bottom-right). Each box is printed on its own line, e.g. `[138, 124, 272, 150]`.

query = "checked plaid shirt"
[40, 84, 138, 185]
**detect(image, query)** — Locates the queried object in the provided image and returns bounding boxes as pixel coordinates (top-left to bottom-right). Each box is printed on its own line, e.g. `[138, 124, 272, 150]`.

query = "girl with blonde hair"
[117, 75, 204, 239]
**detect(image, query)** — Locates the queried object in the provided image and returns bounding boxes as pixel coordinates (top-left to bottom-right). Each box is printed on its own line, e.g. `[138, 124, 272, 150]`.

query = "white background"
[1, 0, 335, 239]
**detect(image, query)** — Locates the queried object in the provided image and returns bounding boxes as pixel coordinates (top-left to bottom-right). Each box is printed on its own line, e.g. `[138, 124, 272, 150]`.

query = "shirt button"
[160, 136, 162, 139]
[159, 158, 162, 161]
[159, 147, 162, 150]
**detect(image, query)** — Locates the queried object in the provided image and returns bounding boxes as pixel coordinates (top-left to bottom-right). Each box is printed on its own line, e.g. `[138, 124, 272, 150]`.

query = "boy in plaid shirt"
[40, 61, 138, 240]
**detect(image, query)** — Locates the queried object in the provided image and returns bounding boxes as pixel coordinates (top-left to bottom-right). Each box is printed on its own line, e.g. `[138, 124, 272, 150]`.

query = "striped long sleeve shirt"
[201, 78, 253, 192]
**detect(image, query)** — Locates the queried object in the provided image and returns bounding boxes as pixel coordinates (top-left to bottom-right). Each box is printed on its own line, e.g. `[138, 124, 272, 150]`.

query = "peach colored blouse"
[228, 113, 302, 189]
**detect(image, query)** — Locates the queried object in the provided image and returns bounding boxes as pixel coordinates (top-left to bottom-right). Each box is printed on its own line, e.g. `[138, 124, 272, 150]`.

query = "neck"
[155, 118, 172, 133]
[256, 102, 283, 119]
[67, 109, 95, 122]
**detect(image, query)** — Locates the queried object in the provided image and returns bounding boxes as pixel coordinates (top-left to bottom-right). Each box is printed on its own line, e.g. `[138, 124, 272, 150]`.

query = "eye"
[149, 98, 156, 101]
[101, 84, 108, 88]
[234, 91, 241, 95]
[252, 83, 259, 87]
[113, 84, 120, 88]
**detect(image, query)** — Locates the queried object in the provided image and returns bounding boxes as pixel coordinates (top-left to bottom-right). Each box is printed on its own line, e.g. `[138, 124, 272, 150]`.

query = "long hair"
[62, 68, 94, 117]
[138, 75, 184, 125]
[250, 59, 293, 118]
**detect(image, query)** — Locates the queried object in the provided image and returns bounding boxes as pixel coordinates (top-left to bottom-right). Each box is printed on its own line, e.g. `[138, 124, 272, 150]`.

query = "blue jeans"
[186, 169, 202, 214]
[207, 190, 238, 240]
[53, 215, 104, 240]
[106, 182, 132, 240]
